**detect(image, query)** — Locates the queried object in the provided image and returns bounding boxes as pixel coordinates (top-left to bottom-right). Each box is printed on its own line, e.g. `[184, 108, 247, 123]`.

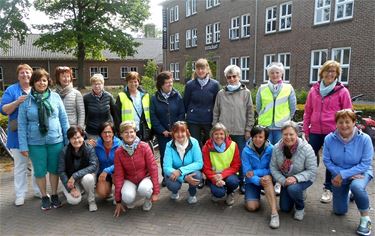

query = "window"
[240, 56, 250, 81]
[170, 63, 180, 80]
[332, 47, 351, 84]
[213, 22, 220, 43]
[263, 54, 276, 81]
[175, 33, 179, 50]
[71, 67, 78, 80]
[186, 30, 192, 48]
[310, 49, 328, 83]
[121, 66, 138, 79]
[170, 34, 175, 51]
[90, 67, 99, 77]
[192, 28, 197, 47]
[206, 0, 220, 9]
[241, 14, 251, 38]
[230, 57, 239, 66]
[170, 5, 179, 23]
[314, 0, 331, 25]
[335, 0, 354, 21]
[206, 24, 212, 44]
[0, 66, 3, 81]
[186, 0, 197, 17]
[229, 16, 240, 40]
[278, 53, 291, 81]
[265, 6, 277, 33]
[279, 2, 292, 31]
[100, 67, 108, 79]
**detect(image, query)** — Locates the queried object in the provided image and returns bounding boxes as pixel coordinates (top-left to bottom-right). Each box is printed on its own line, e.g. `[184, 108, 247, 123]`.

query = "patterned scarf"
[121, 136, 141, 156]
[268, 80, 283, 97]
[55, 83, 73, 98]
[279, 140, 298, 175]
[31, 88, 53, 135]
[197, 75, 209, 87]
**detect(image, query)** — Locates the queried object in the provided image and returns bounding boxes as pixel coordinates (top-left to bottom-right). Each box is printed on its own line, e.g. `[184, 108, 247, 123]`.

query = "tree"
[144, 59, 158, 79]
[33, 0, 150, 89]
[0, 0, 30, 52]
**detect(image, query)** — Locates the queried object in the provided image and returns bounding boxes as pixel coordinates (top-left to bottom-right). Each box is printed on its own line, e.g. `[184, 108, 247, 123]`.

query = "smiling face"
[269, 69, 283, 84]
[213, 129, 226, 146]
[34, 76, 49, 93]
[195, 66, 208, 78]
[69, 132, 84, 150]
[282, 127, 298, 147]
[121, 127, 137, 145]
[18, 68, 32, 89]
[101, 126, 114, 144]
[92, 81, 104, 95]
[252, 131, 266, 148]
[322, 66, 337, 86]
[59, 72, 72, 88]
[173, 129, 188, 144]
[226, 74, 240, 85]
[161, 77, 173, 93]
[127, 78, 139, 93]
[336, 117, 355, 138]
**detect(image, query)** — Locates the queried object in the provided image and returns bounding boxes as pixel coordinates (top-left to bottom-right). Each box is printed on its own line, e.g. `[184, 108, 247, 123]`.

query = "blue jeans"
[309, 133, 332, 191]
[268, 130, 282, 145]
[208, 174, 240, 198]
[280, 181, 313, 211]
[165, 171, 203, 196]
[332, 173, 373, 215]
[156, 134, 172, 177]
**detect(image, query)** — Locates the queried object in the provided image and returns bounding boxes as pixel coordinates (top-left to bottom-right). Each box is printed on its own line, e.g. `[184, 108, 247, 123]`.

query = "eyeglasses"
[326, 70, 337, 74]
[102, 131, 113, 134]
[226, 75, 237, 79]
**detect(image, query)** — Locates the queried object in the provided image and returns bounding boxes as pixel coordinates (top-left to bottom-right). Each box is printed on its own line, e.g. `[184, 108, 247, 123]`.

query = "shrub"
[295, 87, 308, 104]
[0, 114, 8, 129]
[141, 76, 157, 95]
[144, 60, 158, 79]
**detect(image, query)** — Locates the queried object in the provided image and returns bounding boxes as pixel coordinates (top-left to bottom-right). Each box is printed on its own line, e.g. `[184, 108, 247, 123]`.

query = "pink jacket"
[303, 81, 352, 136]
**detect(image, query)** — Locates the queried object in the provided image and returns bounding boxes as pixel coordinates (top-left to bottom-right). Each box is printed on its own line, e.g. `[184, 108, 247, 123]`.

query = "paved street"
[0, 154, 374, 236]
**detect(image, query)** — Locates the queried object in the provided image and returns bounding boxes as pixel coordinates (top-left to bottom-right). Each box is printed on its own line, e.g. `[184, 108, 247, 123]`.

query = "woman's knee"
[66, 195, 82, 205]
[245, 201, 260, 212]
[96, 181, 111, 198]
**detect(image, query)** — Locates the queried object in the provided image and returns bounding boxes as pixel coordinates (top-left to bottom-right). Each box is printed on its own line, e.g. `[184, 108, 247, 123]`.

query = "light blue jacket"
[163, 137, 203, 183]
[242, 140, 273, 186]
[323, 129, 373, 181]
[18, 91, 69, 152]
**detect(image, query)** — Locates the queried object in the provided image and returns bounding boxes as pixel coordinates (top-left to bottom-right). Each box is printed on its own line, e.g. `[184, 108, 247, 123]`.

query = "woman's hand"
[162, 130, 170, 137]
[151, 194, 159, 202]
[114, 203, 125, 217]
[169, 170, 181, 181]
[351, 174, 364, 180]
[284, 176, 297, 186]
[67, 177, 75, 189]
[20, 151, 29, 158]
[246, 171, 254, 178]
[185, 173, 200, 186]
[86, 139, 97, 147]
[215, 180, 225, 187]
[332, 174, 343, 187]
[98, 172, 108, 182]
[245, 131, 251, 141]
[70, 188, 80, 198]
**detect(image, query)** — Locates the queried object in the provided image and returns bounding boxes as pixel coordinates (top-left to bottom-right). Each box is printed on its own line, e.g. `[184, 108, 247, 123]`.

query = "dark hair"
[250, 125, 269, 140]
[99, 122, 115, 137]
[125, 71, 140, 82]
[156, 71, 173, 90]
[55, 66, 73, 85]
[67, 126, 85, 139]
[30, 68, 53, 88]
[171, 121, 190, 140]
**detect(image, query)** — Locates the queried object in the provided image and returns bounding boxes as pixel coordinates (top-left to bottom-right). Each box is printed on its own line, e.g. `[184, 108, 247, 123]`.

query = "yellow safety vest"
[118, 92, 152, 128]
[209, 141, 236, 173]
[258, 83, 292, 127]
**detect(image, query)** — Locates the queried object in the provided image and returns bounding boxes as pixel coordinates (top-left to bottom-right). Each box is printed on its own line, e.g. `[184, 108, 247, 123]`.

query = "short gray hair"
[281, 121, 299, 134]
[224, 65, 241, 79]
[210, 122, 229, 139]
[266, 62, 285, 76]
[90, 73, 104, 85]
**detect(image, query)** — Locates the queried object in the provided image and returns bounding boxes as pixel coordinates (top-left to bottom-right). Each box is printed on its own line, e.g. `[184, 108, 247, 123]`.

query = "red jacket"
[202, 137, 241, 183]
[114, 142, 160, 202]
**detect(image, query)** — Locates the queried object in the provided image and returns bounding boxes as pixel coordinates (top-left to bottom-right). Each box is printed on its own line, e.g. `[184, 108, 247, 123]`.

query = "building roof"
[0, 34, 163, 63]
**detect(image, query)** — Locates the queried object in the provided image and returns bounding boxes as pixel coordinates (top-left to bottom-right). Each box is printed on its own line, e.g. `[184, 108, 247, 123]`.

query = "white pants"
[121, 177, 153, 205]
[62, 174, 96, 205]
[11, 148, 40, 199]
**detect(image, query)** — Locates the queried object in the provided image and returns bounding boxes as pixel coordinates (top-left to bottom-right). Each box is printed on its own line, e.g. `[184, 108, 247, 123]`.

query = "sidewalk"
[0, 154, 374, 236]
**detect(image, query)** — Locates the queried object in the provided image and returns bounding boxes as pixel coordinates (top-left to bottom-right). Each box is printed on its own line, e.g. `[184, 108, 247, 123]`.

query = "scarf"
[65, 144, 89, 178]
[55, 84, 73, 98]
[213, 141, 226, 153]
[175, 138, 189, 160]
[268, 80, 283, 97]
[31, 88, 53, 135]
[320, 79, 337, 97]
[161, 90, 171, 100]
[92, 90, 103, 101]
[197, 75, 209, 87]
[279, 140, 298, 175]
[227, 83, 241, 92]
[337, 126, 357, 144]
[121, 136, 141, 156]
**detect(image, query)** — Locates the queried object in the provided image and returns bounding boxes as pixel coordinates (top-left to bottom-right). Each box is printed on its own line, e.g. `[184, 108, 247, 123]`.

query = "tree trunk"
[77, 38, 85, 89]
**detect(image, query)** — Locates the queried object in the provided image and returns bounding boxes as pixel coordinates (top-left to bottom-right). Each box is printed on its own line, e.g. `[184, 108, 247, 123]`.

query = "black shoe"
[197, 179, 205, 189]
[239, 182, 245, 195]
[161, 178, 167, 187]
[51, 194, 62, 208]
[41, 196, 51, 211]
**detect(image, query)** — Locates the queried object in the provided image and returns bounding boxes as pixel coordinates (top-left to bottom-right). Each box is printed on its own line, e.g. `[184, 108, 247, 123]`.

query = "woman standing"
[270, 121, 317, 221]
[183, 58, 220, 147]
[18, 69, 69, 210]
[163, 121, 203, 204]
[303, 60, 352, 204]
[150, 71, 185, 185]
[55, 66, 85, 128]
[323, 109, 373, 236]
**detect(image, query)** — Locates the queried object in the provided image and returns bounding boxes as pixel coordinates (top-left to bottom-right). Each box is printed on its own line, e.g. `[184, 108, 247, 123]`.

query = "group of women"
[0, 58, 372, 235]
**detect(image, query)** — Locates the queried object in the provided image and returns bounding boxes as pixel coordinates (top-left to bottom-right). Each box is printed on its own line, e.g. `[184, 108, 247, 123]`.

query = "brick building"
[0, 34, 162, 89]
[162, 0, 375, 100]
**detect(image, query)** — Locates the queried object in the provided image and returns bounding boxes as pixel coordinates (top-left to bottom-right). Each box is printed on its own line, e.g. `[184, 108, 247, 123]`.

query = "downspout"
[253, 0, 258, 87]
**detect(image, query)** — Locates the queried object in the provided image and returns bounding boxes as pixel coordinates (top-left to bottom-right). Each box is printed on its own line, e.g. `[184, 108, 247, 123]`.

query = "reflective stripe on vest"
[258, 83, 292, 127]
[209, 141, 236, 173]
[118, 92, 152, 128]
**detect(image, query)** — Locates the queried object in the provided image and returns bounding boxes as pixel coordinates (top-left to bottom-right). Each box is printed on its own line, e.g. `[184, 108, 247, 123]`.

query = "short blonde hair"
[267, 62, 285, 76]
[319, 60, 341, 79]
[210, 122, 229, 139]
[119, 120, 137, 133]
[90, 73, 104, 85]
[16, 64, 32, 75]
[192, 58, 212, 79]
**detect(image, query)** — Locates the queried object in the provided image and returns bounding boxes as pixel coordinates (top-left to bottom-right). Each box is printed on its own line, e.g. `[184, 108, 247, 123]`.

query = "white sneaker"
[320, 189, 332, 203]
[170, 192, 180, 200]
[274, 183, 281, 196]
[142, 199, 152, 211]
[15, 197, 25, 206]
[225, 193, 235, 206]
[89, 202, 97, 212]
[269, 214, 280, 229]
[294, 208, 305, 221]
[187, 195, 197, 204]
[34, 192, 42, 199]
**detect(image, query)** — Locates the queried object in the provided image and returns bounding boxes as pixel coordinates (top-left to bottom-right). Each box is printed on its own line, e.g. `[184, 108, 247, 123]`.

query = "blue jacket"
[18, 91, 69, 152]
[183, 78, 220, 124]
[0, 83, 25, 148]
[150, 89, 185, 135]
[95, 136, 122, 175]
[323, 129, 373, 181]
[242, 140, 273, 186]
[163, 137, 203, 183]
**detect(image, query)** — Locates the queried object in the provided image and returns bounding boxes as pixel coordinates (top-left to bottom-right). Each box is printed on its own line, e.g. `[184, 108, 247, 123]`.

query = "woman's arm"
[150, 96, 165, 135]
[289, 86, 297, 118]
[270, 148, 287, 185]
[293, 145, 317, 182]
[71, 146, 99, 180]
[178, 140, 203, 182]
[114, 149, 125, 203]
[17, 101, 28, 152]
[75, 91, 86, 129]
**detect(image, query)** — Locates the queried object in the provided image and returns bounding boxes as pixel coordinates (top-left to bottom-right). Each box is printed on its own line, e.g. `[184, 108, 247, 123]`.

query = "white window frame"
[100, 67, 108, 79]
[205, 24, 213, 44]
[175, 63, 180, 80]
[186, 30, 192, 48]
[175, 33, 180, 50]
[279, 2, 292, 31]
[214, 0, 220, 6]
[121, 66, 128, 79]
[174, 6, 179, 21]
[206, 0, 213, 9]
[332, 47, 351, 84]
[241, 14, 251, 38]
[278, 53, 291, 82]
[263, 54, 276, 82]
[186, 0, 197, 17]
[310, 49, 328, 83]
[230, 57, 239, 66]
[335, 0, 354, 21]
[240, 56, 250, 82]
[229, 16, 240, 40]
[169, 34, 175, 51]
[170, 63, 175, 79]
[90, 67, 99, 77]
[0, 66, 3, 82]
[169, 7, 174, 23]
[192, 28, 197, 47]
[213, 22, 220, 43]
[265, 6, 277, 34]
[314, 0, 331, 25]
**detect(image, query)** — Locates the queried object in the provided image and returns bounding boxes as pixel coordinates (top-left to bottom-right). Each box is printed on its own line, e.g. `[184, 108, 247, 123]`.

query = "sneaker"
[211, 195, 222, 202]
[142, 199, 152, 211]
[161, 178, 167, 187]
[294, 208, 305, 221]
[170, 192, 180, 200]
[274, 183, 281, 196]
[197, 179, 205, 189]
[34, 192, 42, 199]
[50, 194, 62, 208]
[15, 197, 25, 206]
[320, 189, 332, 203]
[357, 219, 372, 236]
[187, 195, 197, 204]
[260, 189, 265, 195]
[89, 202, 98, 212]
[225, 193, 235, 206]
[269, 214, 280, 229]
[41, 196, 51, 211]
[349, 190, 355, 202]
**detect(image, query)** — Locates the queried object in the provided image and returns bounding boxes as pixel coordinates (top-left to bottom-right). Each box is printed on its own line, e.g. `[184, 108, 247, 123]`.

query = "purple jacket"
[303, 81, 352, 136]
